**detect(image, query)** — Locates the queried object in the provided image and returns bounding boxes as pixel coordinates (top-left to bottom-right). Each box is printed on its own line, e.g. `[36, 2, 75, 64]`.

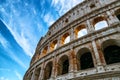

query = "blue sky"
[0, 0, 83, 80]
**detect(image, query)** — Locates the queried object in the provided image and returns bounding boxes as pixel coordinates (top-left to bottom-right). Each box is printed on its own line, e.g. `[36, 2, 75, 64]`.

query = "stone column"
[70, 28, 75, 41]
[98, 40, 106, 64]
[91, 40, 105, 73]
[57, 36, 61, 48]
[37, 68, 41, 80]
[92, 40, 102, 66]
[39, 62, 45, 80]
[69, 49, 78, 72]
[31, 69, 35, 80]
[51, 56, 56, 79]
[47, 43, 51, 53]
[86, 20, 94, 33]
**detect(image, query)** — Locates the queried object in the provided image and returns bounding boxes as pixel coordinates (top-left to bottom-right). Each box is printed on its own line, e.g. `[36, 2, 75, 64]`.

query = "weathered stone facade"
[24, 0, 120, 80]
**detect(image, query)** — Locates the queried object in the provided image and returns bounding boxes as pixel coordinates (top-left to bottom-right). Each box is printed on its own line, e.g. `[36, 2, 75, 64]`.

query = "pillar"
[39, 62, 45, 80]
[91, 40, 105, 73]
[92, 40, 102, 66]
[51, 56, 56, 79]
[47, 43, 51, 53]
[70, 28, 75, 41]
[31, 69, 35, 80]
[69, 49, 78, 72]
[86, 20, 94, 33]
[57, 36, 61, 48]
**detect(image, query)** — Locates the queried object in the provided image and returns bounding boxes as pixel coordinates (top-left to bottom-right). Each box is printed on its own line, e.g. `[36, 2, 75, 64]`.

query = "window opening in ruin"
[61, 33, 70, 45]
[57, 55, 69, 76]
[42, 46, 48, 54]
[65, 18, 69, 23]
[80, 52, 94, 70]
[115, 8, 120, 21]
[48, 31, 51, 36]
[75, 25, 87, 38]
[64, 36, 70, 44]
[54, 44, 57, 49]
[44, 62, 53, 80]
[104, 45, 120, 64]
[34, 68, 41, 80]
[50, 40, 57, 51]
[90, 4, 96, 9]
[94, 20, 108, 30]
[117, 14, 120, 20]
[62, 59, 69, 74]
[78, 28, 87, 38]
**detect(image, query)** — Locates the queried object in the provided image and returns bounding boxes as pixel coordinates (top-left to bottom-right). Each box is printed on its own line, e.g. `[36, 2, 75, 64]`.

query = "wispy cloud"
[51, 0, 83, 16]
[0, 0, 42, 58]
[0, 34, 9, 48]
[0, 77, 9, 80]
[0, 33, 27, 69]
[43, 13, 55, 26]
[14, 70, 22, 80]
[0, 68, 10, 72]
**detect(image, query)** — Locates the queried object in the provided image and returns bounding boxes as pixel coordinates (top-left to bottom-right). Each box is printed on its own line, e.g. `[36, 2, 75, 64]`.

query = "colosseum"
[24, 0, 120, 80]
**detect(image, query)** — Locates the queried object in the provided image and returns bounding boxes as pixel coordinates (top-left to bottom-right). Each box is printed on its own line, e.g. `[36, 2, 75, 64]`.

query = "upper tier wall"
[30, 0, 120, 65]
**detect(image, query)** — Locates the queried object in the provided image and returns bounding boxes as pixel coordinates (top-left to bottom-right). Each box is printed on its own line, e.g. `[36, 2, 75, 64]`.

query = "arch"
[42, 46, 48, 55]
[115, 8, 120, 20]
[61, 33, 70, 45]
[75, 24, 87, 38]
[44, 61, 53, 80]
[50, 40, 57, 51]
[92, 16, 108, 30]
[102, 39, 120, 64]
[76, 48, 94, 70]
[34, 67, 41, 80]
[57, 55, 69, 76]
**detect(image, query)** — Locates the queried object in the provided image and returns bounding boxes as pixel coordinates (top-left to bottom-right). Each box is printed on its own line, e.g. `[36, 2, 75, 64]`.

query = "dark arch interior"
[62, 59, 69, 74]
[44, 62, 52, 80]
[104, 45, 120, 64]
[117, 14, 120, 20]
[80, 52, 94, 70]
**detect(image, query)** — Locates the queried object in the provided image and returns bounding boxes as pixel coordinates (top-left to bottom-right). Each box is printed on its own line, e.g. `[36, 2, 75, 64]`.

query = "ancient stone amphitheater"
[24, 0, 120, 80]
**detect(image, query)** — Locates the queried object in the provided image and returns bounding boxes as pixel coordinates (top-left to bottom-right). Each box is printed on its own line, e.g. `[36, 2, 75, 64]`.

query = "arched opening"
[94, 20, 108, 30]
[50, 40, 57, 51]
[78, 28, 87, 38]
[42, 46, 48, 55]
[77, 48, 94, 70]
[62, 59, 69, 74]
[34, 67, 41, 80]
[57, 55, 69, 76]
[115, 8, 120, 20]
[93, 16, 108, 30]
[44, 62, 53, 80]
[61, 33, 70, 45]
[64, 36, 70, 44]
[102, 39, 120, 65]
[75, 24, 87, 38]
[80, 52, 94, 70]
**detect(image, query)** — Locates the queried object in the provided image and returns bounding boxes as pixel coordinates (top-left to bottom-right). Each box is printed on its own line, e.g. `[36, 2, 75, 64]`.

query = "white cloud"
[0, 68, 10, 72]
[0, 77, 9, 80]
[43, 13, 55, 26]
[51, 0, 83, 16]
[0, 32, 27, 69]
[14, 71, 22, 80]
[0, 0, 37, 58]
[0, 34, 9, 48]
[2, 19, 34, 58]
